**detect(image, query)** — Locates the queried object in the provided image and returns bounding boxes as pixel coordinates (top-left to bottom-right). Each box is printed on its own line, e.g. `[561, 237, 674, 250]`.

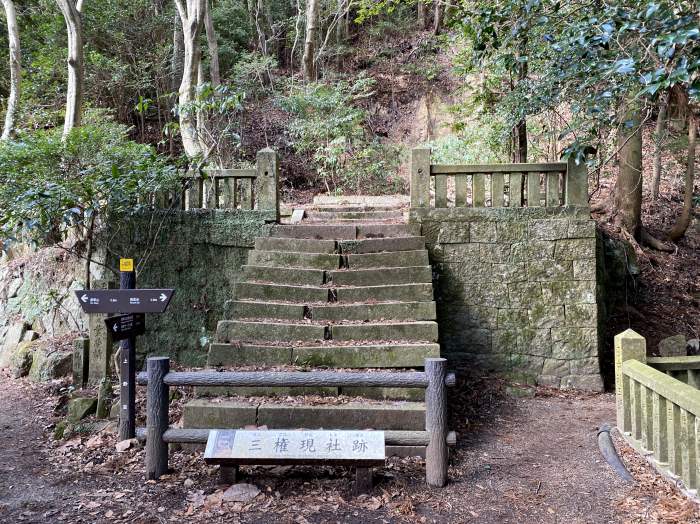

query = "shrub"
[279, 75, 404, 194]
[0, 113, 179, 255]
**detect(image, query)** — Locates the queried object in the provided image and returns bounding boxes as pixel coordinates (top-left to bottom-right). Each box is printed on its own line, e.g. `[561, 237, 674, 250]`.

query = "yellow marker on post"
[120, 258, 134, 272]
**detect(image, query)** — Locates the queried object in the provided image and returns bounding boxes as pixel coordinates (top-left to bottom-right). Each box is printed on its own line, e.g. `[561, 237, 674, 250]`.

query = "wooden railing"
[615, 329, 700, 491]
[410, 147, 587, 209]
[152, 148, 279, 218]
[136, 357, 457, 488]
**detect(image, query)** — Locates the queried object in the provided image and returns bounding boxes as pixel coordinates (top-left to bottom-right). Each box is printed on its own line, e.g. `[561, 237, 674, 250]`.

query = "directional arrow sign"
[74, 289, 175, 314]
[105, 313, 145, 341]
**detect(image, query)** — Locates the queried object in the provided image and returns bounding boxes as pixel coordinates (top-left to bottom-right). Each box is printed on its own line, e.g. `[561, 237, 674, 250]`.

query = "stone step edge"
[254, 236, 427, 254]
[183, 399, 426, 431]
[242, 265, 433, 286]
[237, 282, 434, 291]
[207, 342, 441, 369]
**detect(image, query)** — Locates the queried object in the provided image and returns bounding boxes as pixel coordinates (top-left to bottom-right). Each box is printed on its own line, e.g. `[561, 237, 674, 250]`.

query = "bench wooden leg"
[220, 465, 239, 484]
[353, 467, 373, 495]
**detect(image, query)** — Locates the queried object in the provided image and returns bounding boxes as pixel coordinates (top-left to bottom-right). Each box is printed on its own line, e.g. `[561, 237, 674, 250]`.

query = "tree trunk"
[651, 93, 669, 200]
[56, 0, 84, 138]
[613, 104, 643, 238]
[175, 0, 206, 159]
[203, 0, 220, 86]
[1, 0, 20, 141]
[302, 0, 319, 81]
[513, 30, 528, 162]
[668, 112, 697, 241]
[417, 1, 427, 30]
[433, 1, 443, 35]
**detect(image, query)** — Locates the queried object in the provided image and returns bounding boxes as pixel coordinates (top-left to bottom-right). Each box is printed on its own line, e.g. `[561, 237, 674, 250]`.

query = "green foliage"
[279, 75, 404, 193]
[452, 0, 700, 159]
[232, 52, 278, 100]
[0, 114, 179, 253]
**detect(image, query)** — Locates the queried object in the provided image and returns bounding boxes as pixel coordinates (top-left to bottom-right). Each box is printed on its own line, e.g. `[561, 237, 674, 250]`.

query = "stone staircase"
[182, 197, 441, 446]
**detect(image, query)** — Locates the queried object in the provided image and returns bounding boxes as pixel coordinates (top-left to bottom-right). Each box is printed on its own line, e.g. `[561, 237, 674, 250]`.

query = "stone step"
[230, 301, 436, 322]
[308, 204, 402, 212]
[331, 322, 439, 342]
[356, 224, 421, 239]
[338, 236, 426, 254]
[254, 237, 337, 254]
[247, 250, 340, 270]
[195, 385, 423, 401]
[345, 250, 429, 269]
[216, 320, 438, 343]
[327, 266, 432, 286]
[335, 283, 434, 302]
[252, 236, 426, 255]
[235, 282, 330, 302]
[183, 399, 426, 431]
[304, 210, 404, 221]
[231, 301, 307, 320]
[236, 282, 433, 304]
[217, 320, 326, 343]
[243, 265, 326, 286]
[312, 195, 410, 207]
[271, 224, 357, 240]
[271, 223, 420, 240]
[311, 301, 436, 321]
[208, 342, 440, 368]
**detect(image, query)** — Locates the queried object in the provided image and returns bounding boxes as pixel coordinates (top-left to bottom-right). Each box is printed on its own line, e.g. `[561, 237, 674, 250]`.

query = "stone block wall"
[107, 210, 273, 366]
[412, 206, 602, 391]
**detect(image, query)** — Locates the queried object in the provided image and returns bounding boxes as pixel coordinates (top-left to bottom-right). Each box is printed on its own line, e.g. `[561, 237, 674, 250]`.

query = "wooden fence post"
[256, 148, 280, 220]
[615, 329, 646, 434]
[425, 357, 448, 487]
[411, 147, 431, 208]
[146, 356, 170, 480]
[565, 156, 588, 207]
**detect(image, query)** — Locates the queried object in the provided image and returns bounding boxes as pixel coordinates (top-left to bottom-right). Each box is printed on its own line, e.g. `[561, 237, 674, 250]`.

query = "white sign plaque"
[204, 429, 385, 466]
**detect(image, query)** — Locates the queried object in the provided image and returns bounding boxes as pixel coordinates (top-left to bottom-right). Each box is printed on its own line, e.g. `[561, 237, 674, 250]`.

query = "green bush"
[279, 76, 404, 194]
[0, 113, 179, 252]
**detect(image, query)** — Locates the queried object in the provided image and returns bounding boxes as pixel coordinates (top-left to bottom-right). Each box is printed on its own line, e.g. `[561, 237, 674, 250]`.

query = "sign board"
[75, 289, 175, 314]
[104, 313, 145, 341]
[120, 258, 134, 272]
[204, 429, 385, 467]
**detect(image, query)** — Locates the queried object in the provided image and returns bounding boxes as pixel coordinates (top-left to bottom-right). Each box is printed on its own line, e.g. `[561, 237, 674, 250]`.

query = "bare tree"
[56, 0, 85, 138]
[174, 0, 206, 158]
[433, 0, 443, 35]
[417, 1, 427, 30]
[302, 0, 319, 81]
[651, 92, 669, 200]
[1, 0, 20, 140]
[668, 111, 697, 241]
[204, 0, 220, 86]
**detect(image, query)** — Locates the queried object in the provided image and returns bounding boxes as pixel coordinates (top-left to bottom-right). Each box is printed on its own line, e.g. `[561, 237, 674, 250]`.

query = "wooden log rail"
[615, 330, 700, 492]
[138, 357, 456, 488]
[151, 147, 279, 218]
[410, 147, 587, 209]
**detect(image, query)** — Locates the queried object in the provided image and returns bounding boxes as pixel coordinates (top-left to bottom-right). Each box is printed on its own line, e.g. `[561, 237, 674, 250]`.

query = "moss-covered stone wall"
[107, 210, 274, 366]
[411, 206, 602, 391]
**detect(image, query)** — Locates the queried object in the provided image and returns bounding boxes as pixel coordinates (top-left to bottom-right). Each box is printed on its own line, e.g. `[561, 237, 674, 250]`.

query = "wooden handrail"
[430, 162, 567, 174]
[623, 359, 700, 417]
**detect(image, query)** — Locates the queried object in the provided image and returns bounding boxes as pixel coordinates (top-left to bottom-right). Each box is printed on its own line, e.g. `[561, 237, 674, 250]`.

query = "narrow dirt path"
[0, 376, 696, 523]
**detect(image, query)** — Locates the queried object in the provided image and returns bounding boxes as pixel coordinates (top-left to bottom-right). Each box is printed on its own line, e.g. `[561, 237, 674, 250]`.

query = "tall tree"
[668, 111, 698, 240]
[203, 0, 220, 86]
[613, 104, 643, 237]
[174, 0, 206, 158]
[1, 0, 20, 141]
[651, 92, 669, 200]
[56, 0, 85, 138]
[302, 0, 319, 81]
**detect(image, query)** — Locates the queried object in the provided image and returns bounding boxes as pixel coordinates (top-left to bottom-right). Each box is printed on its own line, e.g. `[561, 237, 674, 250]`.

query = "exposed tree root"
[640, 227, 675, 253]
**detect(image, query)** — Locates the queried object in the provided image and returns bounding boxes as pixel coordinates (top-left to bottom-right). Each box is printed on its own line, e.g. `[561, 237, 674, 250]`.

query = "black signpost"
[104, 313, 146, 342]
[75, 261, 174, 441]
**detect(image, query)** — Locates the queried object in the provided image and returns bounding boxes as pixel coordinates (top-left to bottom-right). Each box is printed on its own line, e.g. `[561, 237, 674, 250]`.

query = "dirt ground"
[1, 373, 699, 524]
